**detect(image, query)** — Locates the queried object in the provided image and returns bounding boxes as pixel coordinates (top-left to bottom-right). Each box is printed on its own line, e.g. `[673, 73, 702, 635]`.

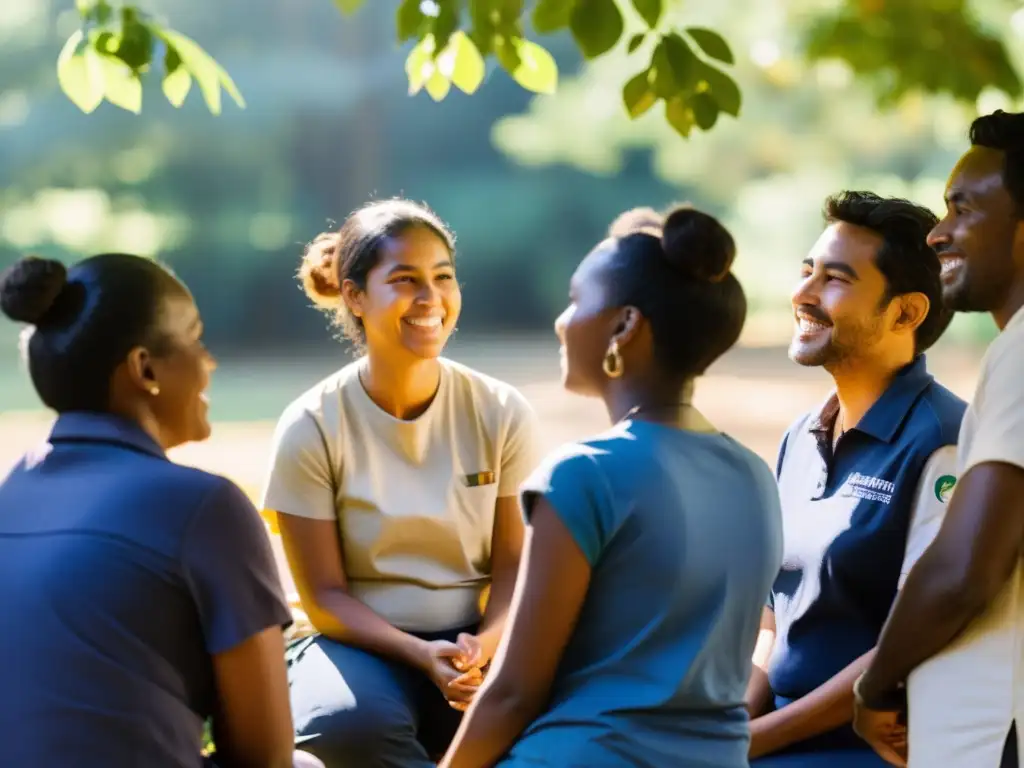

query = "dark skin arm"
[744, 607, 776, 719]
[858, 461, 1024, 705]
[439, 498, 592, 768]
[210, 626, 295, 768]
[750, 649, 875, 758]
[471, 495, 526, 664]
[276, 512, 430, 667]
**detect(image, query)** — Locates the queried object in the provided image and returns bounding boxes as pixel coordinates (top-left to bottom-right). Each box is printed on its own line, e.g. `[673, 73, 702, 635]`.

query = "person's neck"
[361, 351, 442, 420]
[993, 275, 1024, 330]
[604, 378, 696, 426]
[107, 403, 174, 452]
[827, 352, 914, 432]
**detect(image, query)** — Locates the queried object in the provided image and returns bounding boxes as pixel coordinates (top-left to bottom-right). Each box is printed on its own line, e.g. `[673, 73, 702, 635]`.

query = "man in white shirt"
[853, 110, 1024, 768]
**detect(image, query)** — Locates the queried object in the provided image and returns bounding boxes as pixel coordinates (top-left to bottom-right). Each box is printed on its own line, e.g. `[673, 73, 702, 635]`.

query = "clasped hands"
[420, 632, 491, 712]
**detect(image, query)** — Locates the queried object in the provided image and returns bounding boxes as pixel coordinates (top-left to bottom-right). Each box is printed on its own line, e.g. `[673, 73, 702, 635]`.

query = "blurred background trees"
[3, 0, 1023, 384]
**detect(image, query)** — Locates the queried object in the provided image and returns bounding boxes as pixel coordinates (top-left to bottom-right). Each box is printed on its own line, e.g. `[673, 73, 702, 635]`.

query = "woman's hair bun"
[661, 205, 736, 283]
[298, 231, 342, 308]
[0, 256, 68, 325]
[608, 207, 664, 238]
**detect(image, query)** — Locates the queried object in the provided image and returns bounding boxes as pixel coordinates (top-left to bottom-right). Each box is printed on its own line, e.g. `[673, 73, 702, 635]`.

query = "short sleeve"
[962, 336, 1024, 473]
[260, 403, 337, 521]
[520, 445, 617, 566]
[182, 480, 293, 654]
[497, 388, 543, 497]
[899, 445, 959, 589]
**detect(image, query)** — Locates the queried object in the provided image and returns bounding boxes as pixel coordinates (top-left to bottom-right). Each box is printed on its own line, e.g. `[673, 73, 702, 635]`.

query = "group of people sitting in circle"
[1, 110, 1023, 768]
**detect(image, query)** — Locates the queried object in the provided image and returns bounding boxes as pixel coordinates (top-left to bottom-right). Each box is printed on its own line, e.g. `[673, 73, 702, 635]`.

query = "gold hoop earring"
[602, 340, 624, 378]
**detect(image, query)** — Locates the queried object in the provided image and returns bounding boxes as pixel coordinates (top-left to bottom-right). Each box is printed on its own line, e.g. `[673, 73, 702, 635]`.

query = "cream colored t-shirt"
[907, 306, 1024, 768]
[261, 357, 541, 633]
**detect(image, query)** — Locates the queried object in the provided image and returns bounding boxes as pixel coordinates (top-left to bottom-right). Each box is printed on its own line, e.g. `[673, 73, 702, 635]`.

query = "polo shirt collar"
[49, 411, 167, 458]
[808, 354, 934, 444]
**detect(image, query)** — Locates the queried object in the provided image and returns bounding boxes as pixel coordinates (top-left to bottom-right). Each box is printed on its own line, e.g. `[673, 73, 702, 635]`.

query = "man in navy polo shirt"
[745, 191, 967, 766]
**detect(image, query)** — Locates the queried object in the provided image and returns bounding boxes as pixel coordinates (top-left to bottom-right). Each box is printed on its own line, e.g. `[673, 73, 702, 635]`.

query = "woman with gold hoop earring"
[441, 205, 784, 768]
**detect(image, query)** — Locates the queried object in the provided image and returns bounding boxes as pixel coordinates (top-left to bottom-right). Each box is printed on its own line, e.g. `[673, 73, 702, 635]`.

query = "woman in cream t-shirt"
[261, 198, 540, 768]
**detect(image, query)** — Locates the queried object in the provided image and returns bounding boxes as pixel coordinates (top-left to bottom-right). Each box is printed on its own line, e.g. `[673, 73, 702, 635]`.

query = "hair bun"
[661, 205, 736, 283]
[298, 232, 342, 308]
[0, 256, 68, 325]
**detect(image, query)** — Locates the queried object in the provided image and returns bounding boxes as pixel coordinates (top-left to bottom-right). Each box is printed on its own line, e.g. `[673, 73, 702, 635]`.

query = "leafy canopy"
[57, 0, 1021, 139]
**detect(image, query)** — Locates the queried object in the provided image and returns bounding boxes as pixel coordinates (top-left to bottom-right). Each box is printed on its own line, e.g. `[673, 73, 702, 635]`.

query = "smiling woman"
[263, 198, 542, 766]
[0, 254, 317, 768]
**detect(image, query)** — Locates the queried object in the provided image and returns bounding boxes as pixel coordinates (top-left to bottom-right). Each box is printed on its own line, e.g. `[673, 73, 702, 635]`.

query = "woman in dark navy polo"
[0, 254, 323, 768]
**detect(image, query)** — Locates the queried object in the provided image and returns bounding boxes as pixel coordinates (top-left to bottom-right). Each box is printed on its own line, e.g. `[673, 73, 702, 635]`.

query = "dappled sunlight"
[0, 188, 189, 255]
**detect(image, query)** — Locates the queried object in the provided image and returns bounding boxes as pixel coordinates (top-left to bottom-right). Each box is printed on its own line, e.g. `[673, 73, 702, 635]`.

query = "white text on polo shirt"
[843, 472, 895, 504]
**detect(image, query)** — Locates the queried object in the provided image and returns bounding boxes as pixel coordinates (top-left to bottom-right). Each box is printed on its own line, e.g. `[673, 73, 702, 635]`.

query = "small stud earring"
[149, 385, 160, 396]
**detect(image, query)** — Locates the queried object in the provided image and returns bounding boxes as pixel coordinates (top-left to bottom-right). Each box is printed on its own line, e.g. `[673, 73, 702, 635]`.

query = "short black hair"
[299, 198, 456, 347]
[969, 110, 1024, 216]
[0, 253, 185, 412]
[603, 204, 747, 377]
[824, 191, 951, 353]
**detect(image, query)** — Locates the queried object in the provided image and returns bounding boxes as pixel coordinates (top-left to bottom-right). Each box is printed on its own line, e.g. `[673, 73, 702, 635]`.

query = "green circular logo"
[934, 475, 957, 502]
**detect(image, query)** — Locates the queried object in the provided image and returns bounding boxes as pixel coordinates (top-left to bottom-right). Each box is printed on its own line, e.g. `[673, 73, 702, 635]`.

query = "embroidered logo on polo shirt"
[934, 474, 957, 503]
[463, 471, 495, 487]
[844, 472, 895, 504]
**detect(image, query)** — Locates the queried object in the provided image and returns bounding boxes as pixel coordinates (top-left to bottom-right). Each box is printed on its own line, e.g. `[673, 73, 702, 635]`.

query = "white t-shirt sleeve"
[497, 388, 543, 498]
[260, 403, 337, 521]
[962, 335, 1024, 473]
[899, 445, 959, 589]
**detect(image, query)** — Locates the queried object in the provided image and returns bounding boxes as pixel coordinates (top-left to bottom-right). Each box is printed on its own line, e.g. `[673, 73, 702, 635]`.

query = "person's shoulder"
[977, 313, 1024, 388]
[910, 375, 968, 447]
[278, 358, 363, 418]
[122, 463, 256, 537]
[523, 435, 613, 495]
[439, 357, 533, 413]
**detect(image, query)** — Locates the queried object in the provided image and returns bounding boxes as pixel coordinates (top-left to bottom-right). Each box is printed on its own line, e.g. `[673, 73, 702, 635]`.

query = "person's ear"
[610, 306, 643, 349]
[893, 292, 929, 337]
[125, 347, 161, 396]
[341, 279, 365, 321]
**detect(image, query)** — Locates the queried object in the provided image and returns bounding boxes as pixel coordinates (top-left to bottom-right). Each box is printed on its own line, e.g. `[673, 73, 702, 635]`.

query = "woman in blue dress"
[440, 206, 785, 767]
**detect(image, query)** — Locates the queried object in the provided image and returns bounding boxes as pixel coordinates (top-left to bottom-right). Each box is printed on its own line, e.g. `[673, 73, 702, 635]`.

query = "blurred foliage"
[58, 0, 243, 114]
[56, 0, 1022, 141]
[3, 0, 1017, 361]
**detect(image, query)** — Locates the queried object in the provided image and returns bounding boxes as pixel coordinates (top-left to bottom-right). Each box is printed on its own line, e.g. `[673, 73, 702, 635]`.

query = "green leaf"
[76, 0, 112, 24]
[570, 0, 624, 59]
[532, 0, 574, 34]
[690, 91, 719, 130]
[157, 29, 245, 114]
[97, 52, 142, 113]
[632, 0, 662, 29]
[162, 45, 192, 107]
[424, 67, 452, 101]
[622, 69, 657, 118]
[627, 33, 645, 54]
[333, 0, 366, 13]
[447, 31, 485, 94]
[432, 2, 460, 55]
[405, 36, 434, 95]
[662, 33, 698, 90]
[700, 63, 741, 116]
[686, 27, 734, 65]
[650, 38, 683, 98]
[396, 0, 423, 42]
[495, 35, 522, 74]
[114, 7, 154, 72]
[665, 96, 693, 138]
[509, 38, 558, 94]
[57, 30, 105, 114]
